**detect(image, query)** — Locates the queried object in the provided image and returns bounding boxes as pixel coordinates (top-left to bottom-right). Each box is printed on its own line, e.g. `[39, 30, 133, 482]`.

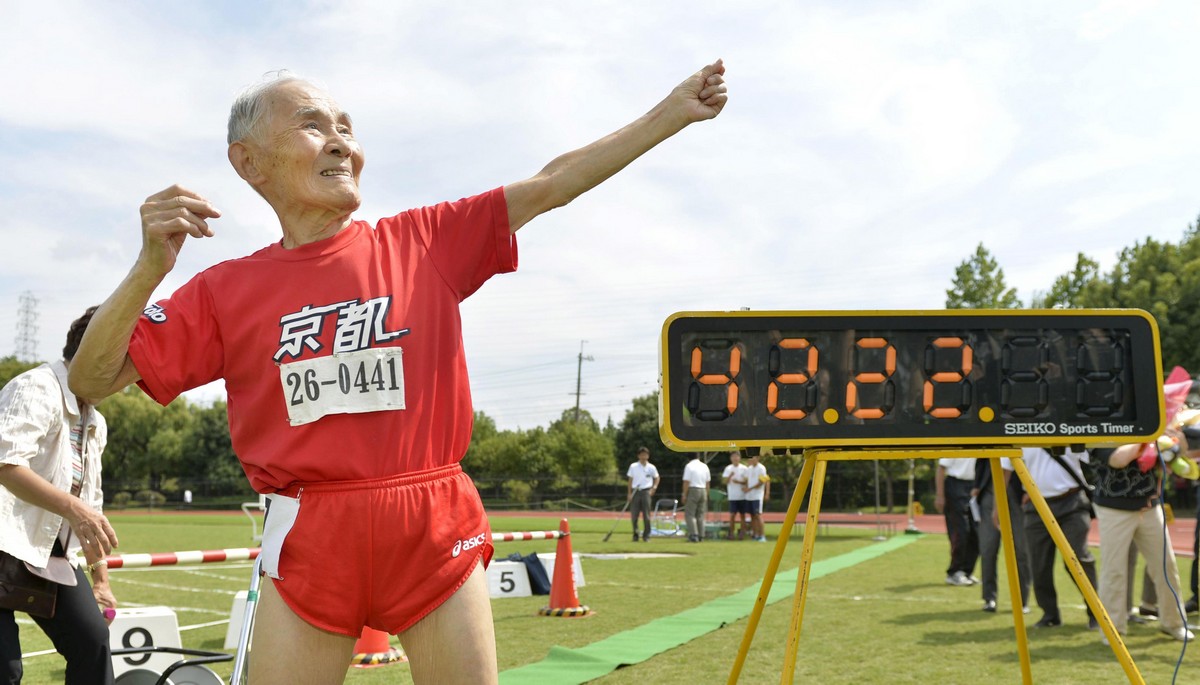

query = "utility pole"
[14, 291, 38, 362]
[573, 340, 594, 422]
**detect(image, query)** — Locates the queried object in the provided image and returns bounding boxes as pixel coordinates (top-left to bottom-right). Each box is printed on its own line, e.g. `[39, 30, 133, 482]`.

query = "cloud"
[4, 1, 1200, 430]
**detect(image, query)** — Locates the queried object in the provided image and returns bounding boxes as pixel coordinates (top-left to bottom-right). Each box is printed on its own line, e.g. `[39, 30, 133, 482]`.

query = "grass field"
[14, 511, 1200, 684]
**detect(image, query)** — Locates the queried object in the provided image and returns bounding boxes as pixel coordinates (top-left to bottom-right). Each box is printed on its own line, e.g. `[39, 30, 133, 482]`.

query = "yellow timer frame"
[659, 309, 1163, 450]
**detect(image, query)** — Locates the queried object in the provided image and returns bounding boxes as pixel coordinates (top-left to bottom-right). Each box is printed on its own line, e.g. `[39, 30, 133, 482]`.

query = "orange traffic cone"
[538, 519, 592, 618]
[349, 626, 406, 668]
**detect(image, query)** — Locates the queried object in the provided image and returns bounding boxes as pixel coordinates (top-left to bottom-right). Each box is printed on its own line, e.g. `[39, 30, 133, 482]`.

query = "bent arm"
[70, 185, 220, 400]
[504, 60, 727, 233]
[68, 266, 158, 399]
[1106, 444, 1142, 469]
[0, 464, 119, 561]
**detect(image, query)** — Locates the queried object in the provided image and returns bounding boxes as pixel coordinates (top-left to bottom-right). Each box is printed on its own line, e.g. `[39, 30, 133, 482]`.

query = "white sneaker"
[945, 571, 973, 587]
[1161, 627, 1195, 642]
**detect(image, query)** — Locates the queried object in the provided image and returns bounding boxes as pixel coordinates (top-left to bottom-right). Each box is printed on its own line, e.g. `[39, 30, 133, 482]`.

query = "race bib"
[279, 347, 406, 426]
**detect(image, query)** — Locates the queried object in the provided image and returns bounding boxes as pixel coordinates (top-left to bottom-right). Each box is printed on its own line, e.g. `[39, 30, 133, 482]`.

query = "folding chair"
[704, 489, 729, 539]
[650, 498, 684, 537]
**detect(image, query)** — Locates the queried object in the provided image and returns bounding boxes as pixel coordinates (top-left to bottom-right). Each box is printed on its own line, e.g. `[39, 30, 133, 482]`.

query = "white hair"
[227, 70, 324, 145]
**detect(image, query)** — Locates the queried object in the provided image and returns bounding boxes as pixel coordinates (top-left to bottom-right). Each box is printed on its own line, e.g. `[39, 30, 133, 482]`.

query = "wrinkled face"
[256, 81, 364, 215]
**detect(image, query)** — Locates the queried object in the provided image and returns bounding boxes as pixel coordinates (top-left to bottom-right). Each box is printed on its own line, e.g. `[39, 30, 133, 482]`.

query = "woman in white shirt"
[0, 308, 119, 685]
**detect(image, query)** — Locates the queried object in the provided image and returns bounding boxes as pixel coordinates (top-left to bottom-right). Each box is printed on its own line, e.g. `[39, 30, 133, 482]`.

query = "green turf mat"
[499, 534, 920, 684]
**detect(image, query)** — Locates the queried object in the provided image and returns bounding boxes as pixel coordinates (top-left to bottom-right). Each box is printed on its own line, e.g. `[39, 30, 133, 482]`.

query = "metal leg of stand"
[1011, 459, 1145, 685]
[781, 458, 828, 685]
[230, 556, 263, 685]
[728, 457, 817, 685]
[990, 458, 1032, 685]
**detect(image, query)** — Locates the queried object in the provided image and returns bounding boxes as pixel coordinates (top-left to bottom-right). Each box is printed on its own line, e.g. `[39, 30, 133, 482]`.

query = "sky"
[2, 1, 1200, 432]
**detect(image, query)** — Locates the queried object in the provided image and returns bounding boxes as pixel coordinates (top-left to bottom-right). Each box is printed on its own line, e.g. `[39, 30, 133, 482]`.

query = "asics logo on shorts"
[452, 532, 487, 558]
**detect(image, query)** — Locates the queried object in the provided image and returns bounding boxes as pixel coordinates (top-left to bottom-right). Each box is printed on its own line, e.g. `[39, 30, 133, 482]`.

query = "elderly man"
[69, 62, 727, 685]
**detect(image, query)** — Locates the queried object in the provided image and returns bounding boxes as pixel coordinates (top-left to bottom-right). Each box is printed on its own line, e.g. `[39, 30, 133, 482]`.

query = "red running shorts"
[263, 464, 493, 637]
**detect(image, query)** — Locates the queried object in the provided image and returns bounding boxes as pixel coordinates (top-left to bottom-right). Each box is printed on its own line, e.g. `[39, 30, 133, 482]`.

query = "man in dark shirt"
[1092, 429, 1194, 643]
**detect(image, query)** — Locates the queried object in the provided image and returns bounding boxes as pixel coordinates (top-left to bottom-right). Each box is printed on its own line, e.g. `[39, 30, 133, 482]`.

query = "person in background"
[722, 450, 749, 540]
[1092, 431, 1193, 643]
[936, 457, 979, 587]
[627, 447, 660, 542]
[1125, 549, 1160, 625]
[0, 307, 118, 685]
[743, 453, 769, 542]
[1189, 482, 1200, 615]
[1004, 447, 1098, 630]
[974, 458, 1030, 613]
[681, 454, 711, 543]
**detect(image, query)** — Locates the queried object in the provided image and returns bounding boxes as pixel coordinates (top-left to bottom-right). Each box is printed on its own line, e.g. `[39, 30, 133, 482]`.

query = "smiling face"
[249, 80, 365, 220]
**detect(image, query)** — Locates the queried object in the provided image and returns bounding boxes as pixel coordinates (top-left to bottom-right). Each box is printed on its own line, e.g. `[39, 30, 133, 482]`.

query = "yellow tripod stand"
[727, 448, 1146, 685]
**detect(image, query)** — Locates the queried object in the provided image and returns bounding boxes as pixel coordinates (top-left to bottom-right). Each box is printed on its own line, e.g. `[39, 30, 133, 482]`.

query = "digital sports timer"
[658, 310, 1164, 450]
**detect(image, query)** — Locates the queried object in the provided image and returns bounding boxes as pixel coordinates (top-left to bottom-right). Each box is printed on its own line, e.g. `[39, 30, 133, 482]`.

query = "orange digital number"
[922, 336, 973, 418]
[846, 337, 895, 419]
[690, 344, 741, 417]
[767, 338, 817, 420]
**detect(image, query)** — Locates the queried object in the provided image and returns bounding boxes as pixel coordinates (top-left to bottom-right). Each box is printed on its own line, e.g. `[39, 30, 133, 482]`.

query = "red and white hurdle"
[104, 547, 260, 569]
[491, 530, 563, 543]
[102, 531, 563, 569]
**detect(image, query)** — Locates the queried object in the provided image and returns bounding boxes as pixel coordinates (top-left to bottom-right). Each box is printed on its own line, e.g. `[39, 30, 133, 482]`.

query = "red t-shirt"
[128, 188, 516, 492]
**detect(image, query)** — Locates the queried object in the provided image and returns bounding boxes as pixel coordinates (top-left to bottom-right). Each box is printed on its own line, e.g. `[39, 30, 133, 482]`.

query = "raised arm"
[69, 185, 220, 399]
[504, 59, 727, 233]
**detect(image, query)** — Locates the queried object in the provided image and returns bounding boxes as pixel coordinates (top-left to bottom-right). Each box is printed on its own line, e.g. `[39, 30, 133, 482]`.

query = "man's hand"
[934, 493, 945, 514]
[668, 59, 728, 125]
[139, 185, 221, 277]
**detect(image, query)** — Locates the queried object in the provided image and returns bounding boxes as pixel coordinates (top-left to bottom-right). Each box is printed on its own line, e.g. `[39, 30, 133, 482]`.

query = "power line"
[14, 291, 38, 362]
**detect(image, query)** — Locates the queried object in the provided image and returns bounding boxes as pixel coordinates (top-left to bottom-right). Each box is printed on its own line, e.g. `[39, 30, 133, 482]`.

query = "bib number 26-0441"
[280, 347, 405, 425]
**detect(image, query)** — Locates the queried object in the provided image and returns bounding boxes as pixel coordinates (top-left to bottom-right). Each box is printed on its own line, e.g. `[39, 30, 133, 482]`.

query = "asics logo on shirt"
[273, 295, 411, 362]
[143, 304, 167, 323]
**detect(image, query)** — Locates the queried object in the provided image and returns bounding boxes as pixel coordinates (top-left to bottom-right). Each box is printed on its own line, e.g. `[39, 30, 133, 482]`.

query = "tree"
[546, 409, 615, 487]
[1035, 253, 1100, 309]
[463, 427, 558, 504]
[614, 391, 662, 472]
[0, 355, 40, 388]
[98, 388, 192, 491]
[945, 243, 1021, 309]
[178, 401, 248, 496]
[1066, 234, 1200, 372]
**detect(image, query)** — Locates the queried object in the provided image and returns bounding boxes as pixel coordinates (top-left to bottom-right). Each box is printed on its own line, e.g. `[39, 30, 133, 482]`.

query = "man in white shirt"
[681, 455, 711, 542]
[935, 457, 979, 587]
[626, 447, 660, 542]
[722, 451, 748, 540]
[1002, 447, 1098, 630]
[743, 454, 769, 542]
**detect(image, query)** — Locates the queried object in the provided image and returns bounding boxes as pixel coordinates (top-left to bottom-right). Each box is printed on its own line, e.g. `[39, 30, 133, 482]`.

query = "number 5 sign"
[485, 560, 533, 598]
